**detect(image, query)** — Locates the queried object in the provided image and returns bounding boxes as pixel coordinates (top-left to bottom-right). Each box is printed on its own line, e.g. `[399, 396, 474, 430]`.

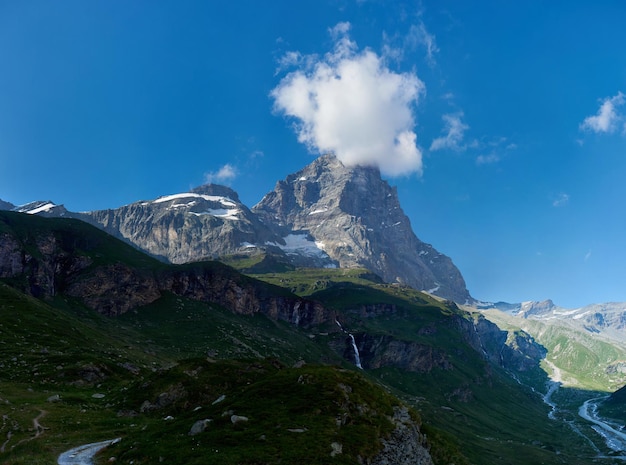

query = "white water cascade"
[336, 320, 363, 370]
[349, 334, 363, 369]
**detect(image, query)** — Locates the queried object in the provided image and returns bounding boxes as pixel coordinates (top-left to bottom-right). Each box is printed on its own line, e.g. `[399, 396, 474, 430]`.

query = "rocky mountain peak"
[191, 183, 241, 202]
[254, 154, 472, 303]
[7, 200, 69, 217]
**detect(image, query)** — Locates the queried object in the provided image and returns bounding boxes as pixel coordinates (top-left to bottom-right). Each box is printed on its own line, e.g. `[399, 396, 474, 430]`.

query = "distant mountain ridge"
[0, 155, 470, 303]
[477, 299, 626, 344]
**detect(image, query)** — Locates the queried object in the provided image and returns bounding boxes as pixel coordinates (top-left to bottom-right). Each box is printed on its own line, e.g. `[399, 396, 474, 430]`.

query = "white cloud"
[552, 193, 570, 207]
[584, 250, 592, 262]
[430, 112, 469, 151]
[271, 22, 425, 177]
[580, 92, 625, 134]
[205, 164, 237, 184]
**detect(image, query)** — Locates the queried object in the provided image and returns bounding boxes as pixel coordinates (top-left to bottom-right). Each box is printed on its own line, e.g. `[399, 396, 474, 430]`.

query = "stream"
[541, 374, 626, 460]
[542, 360, 626, 460]
[578, 397, 626, 459]
[58, 438, 120, 465]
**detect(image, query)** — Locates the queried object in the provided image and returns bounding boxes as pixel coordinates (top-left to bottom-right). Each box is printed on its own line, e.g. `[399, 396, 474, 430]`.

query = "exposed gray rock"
[353, 333, 452, 373]
[371, 406, 433, 465]
[79, 184, 282, 264]
[253, 155, 471, 303]
[230, 414, 248, 424]
[189, 419, 212, 435]
[454, 312, 546, 372]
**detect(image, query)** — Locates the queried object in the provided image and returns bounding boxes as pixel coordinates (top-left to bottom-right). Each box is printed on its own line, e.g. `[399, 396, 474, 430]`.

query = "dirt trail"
[1, 409, 48, 452]
[33, 409, 47, 437]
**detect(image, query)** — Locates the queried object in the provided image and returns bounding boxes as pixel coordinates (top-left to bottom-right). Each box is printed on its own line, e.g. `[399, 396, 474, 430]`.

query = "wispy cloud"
[204, 164, 238, 185]
[406, 22, 439, 65]
[430, 112, 469, 152]
[271, 22, 425, 177]
[584, 250, 592, 262]
[552, 193, 570, 207]
[474, 137, 516, 166]
[382, 21, 439, 66]
[475, 153, 500, 165]
[580, 91, 625, 134]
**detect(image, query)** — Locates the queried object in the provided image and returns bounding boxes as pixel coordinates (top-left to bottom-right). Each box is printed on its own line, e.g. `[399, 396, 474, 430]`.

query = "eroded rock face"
[253, 155, 471, 303]
[0, 230, 93, 298]
[351, 334, 452, 373]
[66, 264, 161, 316]
[371, 406, 433, 465]
[80, 184, 282, 264]
[454, 312, 546, 372]
[0, 234, 24, 277]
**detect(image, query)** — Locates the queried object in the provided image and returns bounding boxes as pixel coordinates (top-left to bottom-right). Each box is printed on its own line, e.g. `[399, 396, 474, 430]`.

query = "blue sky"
[2, 1, 626, 308]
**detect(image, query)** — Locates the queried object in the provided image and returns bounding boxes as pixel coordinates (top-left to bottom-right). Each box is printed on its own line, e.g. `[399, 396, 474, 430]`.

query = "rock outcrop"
[371, 406, 433, 465]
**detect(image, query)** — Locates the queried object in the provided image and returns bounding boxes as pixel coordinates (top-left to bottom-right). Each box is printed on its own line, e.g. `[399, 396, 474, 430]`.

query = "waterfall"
[336, 320, 363, 369]
[292, 302, 301, 326]
[349, 334, 363, 369]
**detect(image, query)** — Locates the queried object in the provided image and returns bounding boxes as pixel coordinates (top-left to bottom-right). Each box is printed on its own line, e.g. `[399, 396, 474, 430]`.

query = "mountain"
[476, 299, 626, 391]
[479, 299, 626, 345]
[253, 155, 471, 303]
[2, 155, 470, 303]
[77, 184, 293, 265]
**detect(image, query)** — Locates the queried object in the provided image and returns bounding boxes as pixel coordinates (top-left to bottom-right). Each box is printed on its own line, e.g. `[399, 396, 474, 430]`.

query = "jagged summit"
[191, 183, 241, 202]
[253, 154, 471, 303]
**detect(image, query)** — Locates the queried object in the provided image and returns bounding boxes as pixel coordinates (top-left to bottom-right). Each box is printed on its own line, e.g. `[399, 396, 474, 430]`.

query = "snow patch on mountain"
[153, 193, 237, 207]
[270, 234, 327, 258]
[22, 202, 57, 215]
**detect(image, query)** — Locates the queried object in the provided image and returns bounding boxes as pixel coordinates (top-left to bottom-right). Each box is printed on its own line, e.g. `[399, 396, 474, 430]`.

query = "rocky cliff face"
[79, 184, 283, 264]
[253, 155, 471, 303]
[454, 311, 546, 372]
